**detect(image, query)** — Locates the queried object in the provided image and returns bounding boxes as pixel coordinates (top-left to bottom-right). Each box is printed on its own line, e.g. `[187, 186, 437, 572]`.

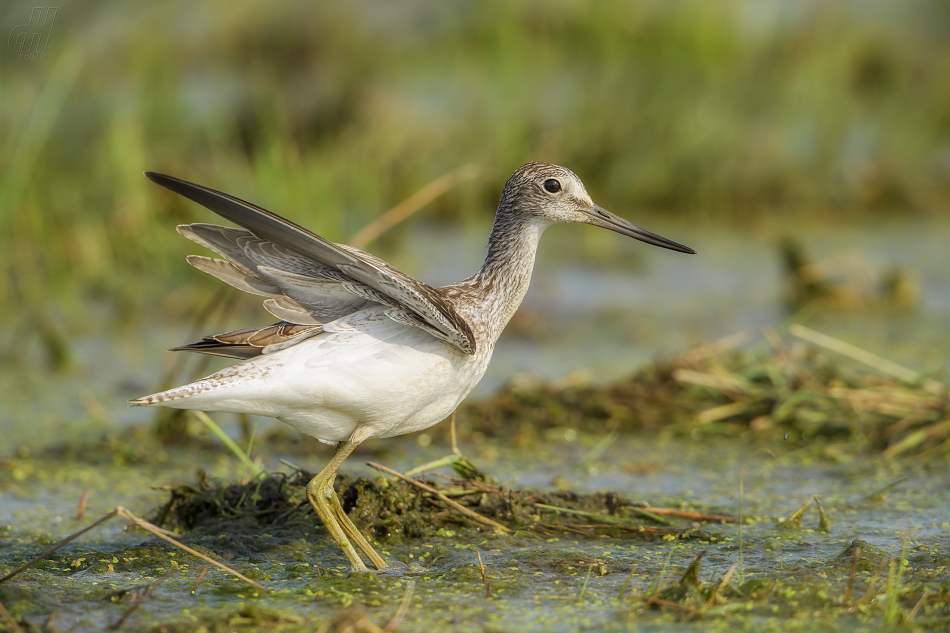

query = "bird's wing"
[147, 172, 476, 354]
[180, 224, 376, 325]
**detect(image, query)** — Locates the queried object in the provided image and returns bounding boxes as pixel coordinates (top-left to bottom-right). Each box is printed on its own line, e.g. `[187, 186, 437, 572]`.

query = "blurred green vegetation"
[1, 1, 948, 318]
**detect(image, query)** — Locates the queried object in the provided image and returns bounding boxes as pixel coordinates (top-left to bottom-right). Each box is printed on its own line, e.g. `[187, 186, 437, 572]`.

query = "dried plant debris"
[151, 470, 720, 544]
[458, 328, 948, 455]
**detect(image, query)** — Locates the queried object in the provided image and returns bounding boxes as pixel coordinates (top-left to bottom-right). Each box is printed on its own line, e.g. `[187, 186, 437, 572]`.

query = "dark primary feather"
[145, 172, 477, 354]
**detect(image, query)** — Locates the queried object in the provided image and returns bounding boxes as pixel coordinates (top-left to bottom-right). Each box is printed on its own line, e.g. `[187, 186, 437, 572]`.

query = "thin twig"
[0, 510, 118, 584]
[0, 506, 262, 592]
[738, 471, 744, 583]
[681, 331, 751, 362]
[703, 562, 738, 609]
[349, 164, 481, 248]
[790, 324, 945, 395]
[366, 462, 510, 532]
[76, 491, 89, 521]
[536, 503, 670, 526]
[467, 479, 504, 494]
[382, 580, 416, 632]
[639, 508, 736, 523]
[191, 565, 211, 595]
[271, 500, 310, 525]
[618, 564, 637, 602]
[843, 546, 861, 605]
[123, 519, 180, 538]
[648, 547, 675, 597]
[0, 599, 24, 633]
[537, 523, 595, 538]
[905, 590, 929, 623]
[107, 575, 171, 632]
[859, 558, 889, 605]
[643, 596, 695, 613]
[535, 523, 681, 538]
[109, 604, 140, 631]
[115, 507, 264, 590]
[475, 550, 492, 599]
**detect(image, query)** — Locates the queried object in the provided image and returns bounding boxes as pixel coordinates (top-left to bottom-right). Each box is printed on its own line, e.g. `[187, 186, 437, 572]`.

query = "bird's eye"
[543, 179, 561, 194]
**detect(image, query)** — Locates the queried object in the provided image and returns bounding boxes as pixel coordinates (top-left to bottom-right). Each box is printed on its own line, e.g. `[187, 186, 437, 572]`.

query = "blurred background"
[1, 0, 948, 451]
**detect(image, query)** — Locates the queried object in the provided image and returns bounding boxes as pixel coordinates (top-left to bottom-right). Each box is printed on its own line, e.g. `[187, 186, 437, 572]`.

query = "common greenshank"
[131, 162, 695, 572]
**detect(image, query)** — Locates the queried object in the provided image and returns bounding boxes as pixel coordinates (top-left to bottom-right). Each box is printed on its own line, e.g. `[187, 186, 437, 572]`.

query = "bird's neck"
[469, 214, 551, 342]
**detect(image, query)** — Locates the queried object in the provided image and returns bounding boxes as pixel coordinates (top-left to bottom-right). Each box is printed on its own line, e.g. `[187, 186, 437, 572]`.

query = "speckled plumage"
[130, 162, 694, 572]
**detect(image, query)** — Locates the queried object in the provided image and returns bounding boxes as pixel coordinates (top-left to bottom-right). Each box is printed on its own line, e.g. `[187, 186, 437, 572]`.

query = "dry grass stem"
[191, 564, 211, 595]
[905, 590, 929, 623]
[475, 550, 486, 583]
[476, 550, 492, 599]
[704, 562, 739, 609]
[76, 490, 89, 521]
[535, 502, 670, 526]
[682, 331, 752, 362]
[114, 506, 264, 590]
[645, 508, 736, 523]
[790, 324, 945, 395]
[109, 604, 140, 631]
[0, 510, 119, 584]
[0, 599, 24, 633]
[843, 546, 862, 605]
[350, 163, 481, 248]
[382, 580, 416, 632]
[618, 564, 637, 601]
[859, 558, 889, 605]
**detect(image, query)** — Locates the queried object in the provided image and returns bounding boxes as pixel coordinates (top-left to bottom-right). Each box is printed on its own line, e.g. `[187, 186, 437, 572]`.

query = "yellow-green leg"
[306, 439, 387, 572]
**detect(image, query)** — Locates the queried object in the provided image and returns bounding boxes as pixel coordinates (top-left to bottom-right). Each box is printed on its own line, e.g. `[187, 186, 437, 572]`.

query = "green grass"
[1, 1, 948, 320]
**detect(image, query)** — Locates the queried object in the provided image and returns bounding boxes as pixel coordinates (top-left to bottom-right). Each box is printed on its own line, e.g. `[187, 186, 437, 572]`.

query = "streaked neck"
[470, 215, 551, 341]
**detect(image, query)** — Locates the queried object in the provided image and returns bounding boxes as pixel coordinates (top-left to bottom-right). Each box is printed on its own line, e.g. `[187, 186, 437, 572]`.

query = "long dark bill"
[585, 204, 696, 254]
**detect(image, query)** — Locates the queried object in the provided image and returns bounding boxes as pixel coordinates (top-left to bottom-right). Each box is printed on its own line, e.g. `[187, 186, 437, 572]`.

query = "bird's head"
[500, 162, 695, 254]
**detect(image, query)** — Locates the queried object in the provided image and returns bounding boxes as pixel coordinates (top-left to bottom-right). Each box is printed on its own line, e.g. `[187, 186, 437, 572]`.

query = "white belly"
[160, 306, 492, 444]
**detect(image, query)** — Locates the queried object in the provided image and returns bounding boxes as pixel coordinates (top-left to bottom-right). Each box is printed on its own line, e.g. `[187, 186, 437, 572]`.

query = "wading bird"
[132, 162, 695, 572]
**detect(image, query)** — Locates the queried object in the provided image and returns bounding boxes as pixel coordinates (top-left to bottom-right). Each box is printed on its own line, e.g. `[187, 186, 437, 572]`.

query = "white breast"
[166, 306, 492, 444]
